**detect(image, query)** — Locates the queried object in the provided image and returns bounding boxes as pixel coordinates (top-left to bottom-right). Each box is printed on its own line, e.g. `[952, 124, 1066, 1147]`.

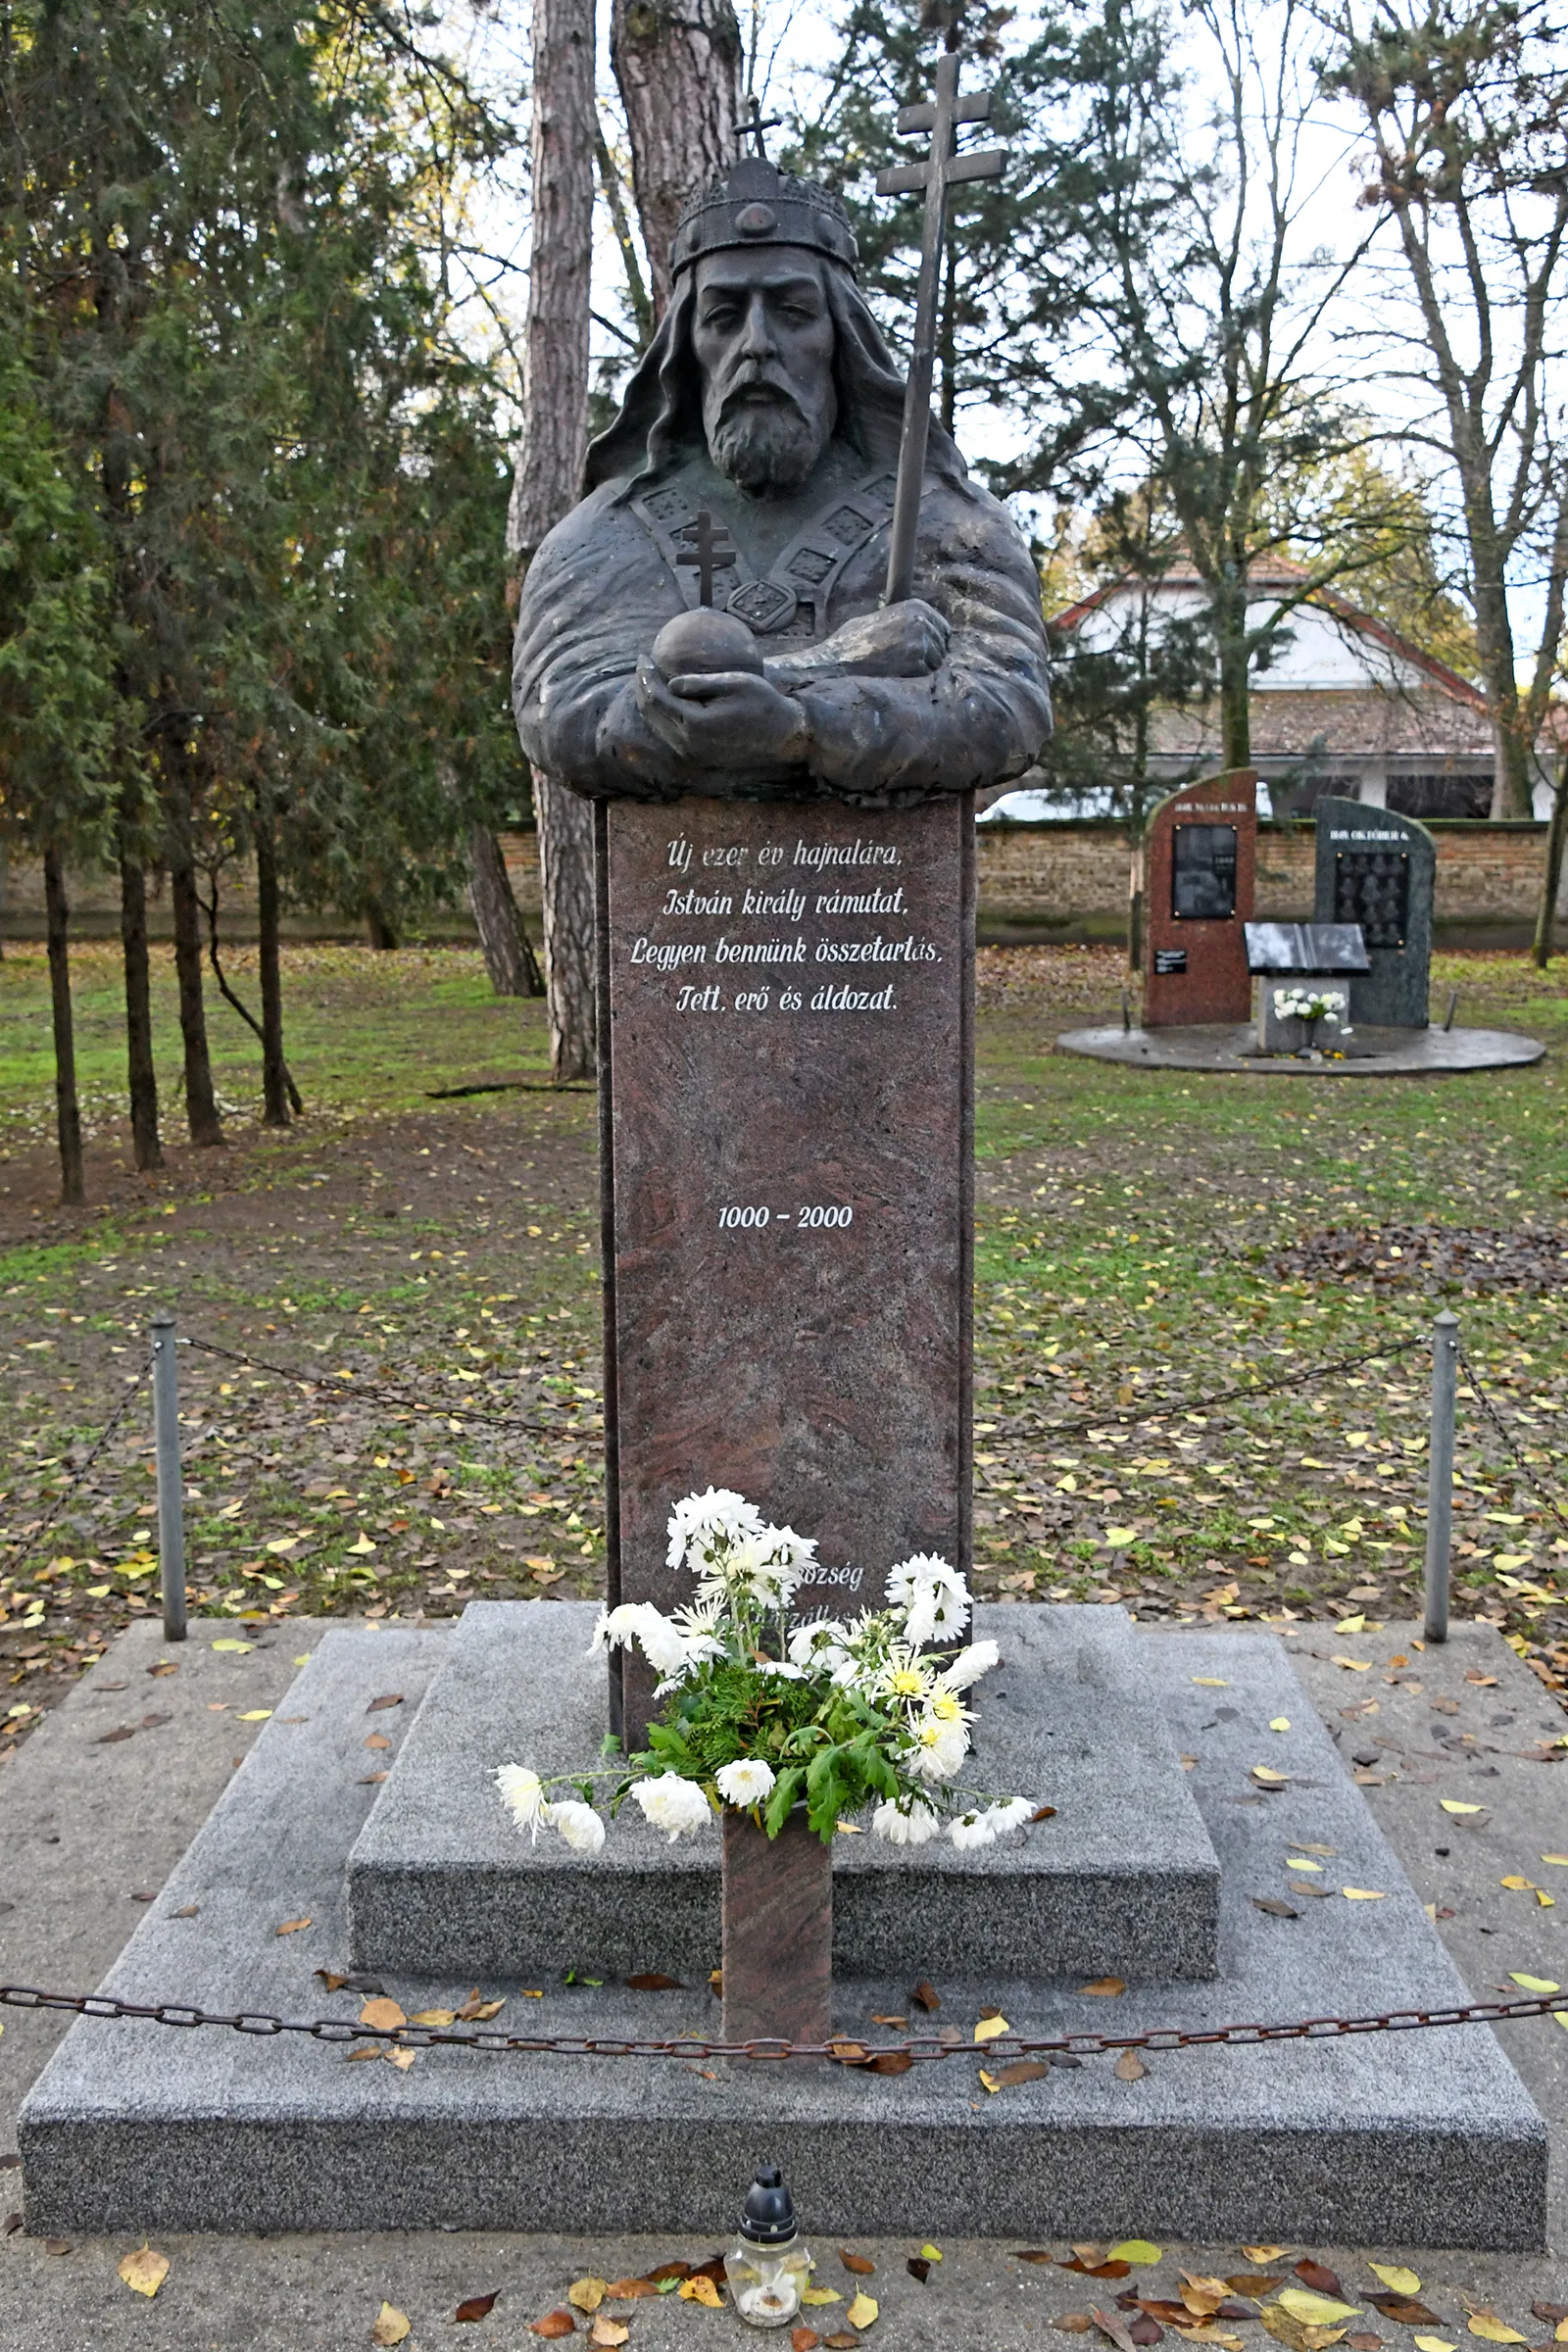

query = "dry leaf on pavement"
[371, 2306, 412, 2347]
[275, 1917, 312, 1936]
[360, 1997, 407, 2034]
[1114, 2050, 1148, 2081]
[846, 2293, 878, 2328]
[568, 2278, 607, 2313]
[840, 2250, 875, 2275]
[456, 2292, 500, 2321]
[1092, 2305, 1144, 2352]
[679, 2274, 723, 2307]
[590, 2321, 629, 2347]
[1467, 2321, 1526, 2344]
[793, 2330, 820, 2352]
[118, 2245, 169, 2298]
[530, 2311, 578, 2338]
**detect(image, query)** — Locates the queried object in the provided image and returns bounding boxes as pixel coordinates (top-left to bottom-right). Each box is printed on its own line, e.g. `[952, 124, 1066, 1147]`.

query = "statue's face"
[692, 247, 838, 495]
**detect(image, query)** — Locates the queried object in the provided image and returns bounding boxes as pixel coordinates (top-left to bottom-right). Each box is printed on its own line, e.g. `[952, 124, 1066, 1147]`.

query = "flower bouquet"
[1271, 985, 1348, 1052]
[495, 1487, 1031, 1853]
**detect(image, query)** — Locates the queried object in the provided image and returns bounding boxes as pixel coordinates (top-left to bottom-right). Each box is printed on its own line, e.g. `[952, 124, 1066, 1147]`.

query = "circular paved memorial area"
[1057, 1020, 1545, 1076]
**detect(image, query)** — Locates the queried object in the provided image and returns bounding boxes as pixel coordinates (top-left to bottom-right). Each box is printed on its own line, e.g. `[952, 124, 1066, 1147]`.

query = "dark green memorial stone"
[1312, 798, 1435, 1029]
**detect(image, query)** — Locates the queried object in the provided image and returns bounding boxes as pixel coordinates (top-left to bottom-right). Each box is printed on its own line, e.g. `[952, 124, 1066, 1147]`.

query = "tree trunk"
[119, 850, 163, 1171]
[365, 897, 400, 950]
[468, 822, 544, 997]
[611, 0, 744, 318]
[535, 773, 599, 1080]
[510, 0, 599, 1082]
[255, 808, 293, 1125]
[169, 819, 224, 1148]
[1532, 763, 1568, 969]
[43, 845, 85, 1207]
[1217, 605, 1251, 770]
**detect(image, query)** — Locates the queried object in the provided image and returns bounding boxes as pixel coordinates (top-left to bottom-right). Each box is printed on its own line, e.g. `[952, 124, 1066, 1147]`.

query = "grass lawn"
[2, 937, 1565, 1758]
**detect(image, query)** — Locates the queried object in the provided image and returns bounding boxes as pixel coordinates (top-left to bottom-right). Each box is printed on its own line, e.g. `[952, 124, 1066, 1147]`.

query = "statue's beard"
[708, 389, 830, 494]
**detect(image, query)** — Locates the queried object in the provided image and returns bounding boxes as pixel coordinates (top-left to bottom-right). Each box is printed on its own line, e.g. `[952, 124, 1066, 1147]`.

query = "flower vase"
[720, 1806, 833, 2051]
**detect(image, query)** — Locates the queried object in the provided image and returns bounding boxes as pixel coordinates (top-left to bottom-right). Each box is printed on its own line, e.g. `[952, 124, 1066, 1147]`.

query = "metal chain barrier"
[1457, 1344, 1568, 1539]
[1014, 1333, 1427, 1441]
[179, 1334, 566, 1438]
[2, 1359, 151, 1582]
[1, 1980, 1562, 2063]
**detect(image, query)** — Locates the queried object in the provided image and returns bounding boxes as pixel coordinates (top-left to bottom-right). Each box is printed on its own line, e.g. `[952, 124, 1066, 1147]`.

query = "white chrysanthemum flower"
[875, 1644, 935, 1706]
[589, 1602, 651, 1657]
[936, 1639, 1000, 1693]
[666, 1486, 765, 1573]
[495, 1764, 550, 1842]
[715, 1758, 777, 1807]
[909, 1711, 970, 1783]
[549, 1799, 606, 1854]
[870, 1797, 943, 1845]
[886, 1551, 971, 1646]
[949, 1808, 999, 1850]
[631, 1773, 711, 1841]
[631, 1605, 692, 1678]
[983, 1796, 1033, 1836]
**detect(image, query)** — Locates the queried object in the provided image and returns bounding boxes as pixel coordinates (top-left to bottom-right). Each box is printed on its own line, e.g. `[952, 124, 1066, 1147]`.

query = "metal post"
[1424, 1309, 1458, 1644]
[151, 1312, 187, 1642]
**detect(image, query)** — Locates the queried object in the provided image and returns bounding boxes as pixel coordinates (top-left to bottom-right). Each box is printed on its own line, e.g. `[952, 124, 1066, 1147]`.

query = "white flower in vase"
[631, 1773, 712, 1841]
[666, 1487, 765, 1573]
[550, 1800, 607, 1853]
[870, 1797, 944, 1845]
[887, 1551, 970, 1645]
[936, 1639, 1000, 1692]
[494, 1764, 550, 1841]
[715, 1758, 777, 1807]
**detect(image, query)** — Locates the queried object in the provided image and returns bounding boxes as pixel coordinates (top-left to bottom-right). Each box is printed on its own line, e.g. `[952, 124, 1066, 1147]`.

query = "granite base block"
[345, 1601, 1222, 1983]
[18, 1626, 1546, 2247]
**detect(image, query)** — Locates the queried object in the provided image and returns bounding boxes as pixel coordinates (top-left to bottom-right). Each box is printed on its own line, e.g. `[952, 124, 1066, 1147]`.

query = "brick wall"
[1, 817, 1560, 941]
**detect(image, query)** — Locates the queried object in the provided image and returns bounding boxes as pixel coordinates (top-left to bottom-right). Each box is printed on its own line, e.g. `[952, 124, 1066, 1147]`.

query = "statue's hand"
[767, 599, 951, 686]
[635, 655, 809, 770]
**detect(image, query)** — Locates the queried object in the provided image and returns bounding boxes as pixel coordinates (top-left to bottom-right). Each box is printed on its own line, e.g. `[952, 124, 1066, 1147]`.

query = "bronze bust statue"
[512, 157, 1052, 807]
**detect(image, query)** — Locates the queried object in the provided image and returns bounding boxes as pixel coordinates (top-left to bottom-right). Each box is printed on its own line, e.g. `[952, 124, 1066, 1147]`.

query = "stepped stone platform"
[18, 1619, 1547, 2247]
[1056, 1021, 1545, 1077]
[346, 1602, 1221, 1982]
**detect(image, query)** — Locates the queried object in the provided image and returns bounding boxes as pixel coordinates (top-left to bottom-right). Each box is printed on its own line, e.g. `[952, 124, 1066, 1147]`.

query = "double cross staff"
[676, 511, 738, 607]
[876, 57, 1007, 605]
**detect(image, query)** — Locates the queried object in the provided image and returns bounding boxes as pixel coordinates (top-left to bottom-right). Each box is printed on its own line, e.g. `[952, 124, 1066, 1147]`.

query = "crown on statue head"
[670, 157, 858, 278]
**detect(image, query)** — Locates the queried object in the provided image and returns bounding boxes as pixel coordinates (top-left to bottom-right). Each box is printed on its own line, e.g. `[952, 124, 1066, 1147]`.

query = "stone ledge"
[18, 1625, 1546, 2246]
[345, 1601, 1222, 1982]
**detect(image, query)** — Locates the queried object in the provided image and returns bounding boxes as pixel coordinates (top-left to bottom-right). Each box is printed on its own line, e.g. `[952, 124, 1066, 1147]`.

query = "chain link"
[2, 1980, 1562, 2063]
[1457, 1345, 1568, 1538]
[1004, 1333, 1427, 1442]
[1, 1360, 151, 1582]
[179, 1336, 570, 1439]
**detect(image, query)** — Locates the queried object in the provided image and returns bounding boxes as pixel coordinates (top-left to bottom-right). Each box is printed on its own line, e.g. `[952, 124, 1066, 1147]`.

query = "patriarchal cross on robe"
[675, 510, 738, 607]
[876, 55, 1007, 604]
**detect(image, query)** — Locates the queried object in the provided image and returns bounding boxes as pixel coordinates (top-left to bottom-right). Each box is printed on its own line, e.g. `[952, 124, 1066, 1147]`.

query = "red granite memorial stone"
[600, 793, 974, 1744]
[1142, 769, 1258, 1027]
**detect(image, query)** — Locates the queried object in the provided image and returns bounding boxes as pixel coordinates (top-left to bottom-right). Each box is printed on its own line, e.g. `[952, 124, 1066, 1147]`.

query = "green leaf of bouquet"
[763, 1766, 806, 1837]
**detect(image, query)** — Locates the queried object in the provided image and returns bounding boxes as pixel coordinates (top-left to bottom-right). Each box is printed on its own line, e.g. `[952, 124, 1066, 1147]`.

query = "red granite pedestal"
[1142, 769, 1258, 1028]
[720, 1807, 833, 2048]
[598, 793, 974, 1746]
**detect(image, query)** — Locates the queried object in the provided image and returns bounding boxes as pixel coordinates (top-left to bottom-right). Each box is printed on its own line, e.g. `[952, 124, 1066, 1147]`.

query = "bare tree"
[611, 0, 745, 317]
[1325, 0, 1568, 817]
[1051, 0, 1391, 769]
[509, 0, 599, 1081]
[468, 821, 546, 999]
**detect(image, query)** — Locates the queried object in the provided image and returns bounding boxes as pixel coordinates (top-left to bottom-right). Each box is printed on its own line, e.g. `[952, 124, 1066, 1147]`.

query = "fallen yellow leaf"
[1287, 1857, 1324, 1872]
[1332, 1656, 1373, 1672]
[1269, 1718, 1291, 1733]
[275, 1917, 312, 1936]
[409, 2009, 457, 2028]
[1440, 1800, 1485, 1816]
[1412, 2339, 1456, 2352]
[1368, 2266, 1421, 2296]
[348, 1531, 377, 1554]
[1336, 1613, 1366, 1634]
[371, 2306, 412, 2347]
[235, 1710, 271, 1723]
[1106, 2240, 1162, 2265]
[1244, 2247, 1286, 2263]
[118, 2245, 169, 2298]
[1252, 1767, 1290, 1787]
[591, 2322, 629, 2349]
[210, 1638, 252, 1653]
[569, 2278, 608, 2313]
[847, 2293, 879, 2328]
[974, 2014, 1011, 2041]
[801, 2287, 841, 2306]
[1278, 2290, 1361, 2326]
[359, 1997, 407, 2033]
[1542, 1854, 1568, 1865]
[919, 2244, 943, 2262]
[1342, 1887, 1387, 1900]
[679, 2275, 722, 2307]
[1191, 1677, 1230, 1687]
[1467, 2320, 1527, 2345]
[978, 2069, 1001, 2093]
